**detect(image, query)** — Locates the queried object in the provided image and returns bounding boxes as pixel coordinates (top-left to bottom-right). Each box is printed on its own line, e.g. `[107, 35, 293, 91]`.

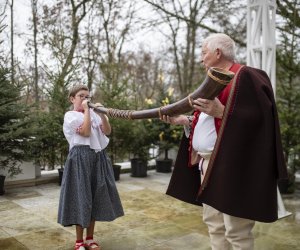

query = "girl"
[58, 84, 124, 250]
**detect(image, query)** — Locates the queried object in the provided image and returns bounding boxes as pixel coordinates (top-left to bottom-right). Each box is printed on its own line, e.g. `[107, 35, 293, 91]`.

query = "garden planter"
[58, 168, 64, 186]
[278, 171, 296, 194]
[0, 175, 5, 195]
[156, 159, 173, 173]
[113, 164, 121, 181]
[278, 178, 295, 194]
[130, 158, 147, 177]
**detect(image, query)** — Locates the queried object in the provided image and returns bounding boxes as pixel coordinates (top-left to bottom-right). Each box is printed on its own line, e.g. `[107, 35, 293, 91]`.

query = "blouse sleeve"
[64, 112, 83, 134]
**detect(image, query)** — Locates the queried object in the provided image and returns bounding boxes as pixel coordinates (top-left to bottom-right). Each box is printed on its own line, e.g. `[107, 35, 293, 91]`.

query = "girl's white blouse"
[63, 109, 109, 152]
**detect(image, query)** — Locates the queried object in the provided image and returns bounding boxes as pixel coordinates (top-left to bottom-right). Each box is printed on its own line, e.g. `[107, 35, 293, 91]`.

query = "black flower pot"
[278, 177, 295, 194]
[58, 168, 64, 186]
[113, 165, 121, 181]
[0, 175, 5, 195]
[130, 158, 147, 177]
[156, 159, 173, 173]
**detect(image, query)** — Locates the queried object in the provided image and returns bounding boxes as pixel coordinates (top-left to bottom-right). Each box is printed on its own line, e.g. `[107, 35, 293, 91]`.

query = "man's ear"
[216, 48, 221, 59]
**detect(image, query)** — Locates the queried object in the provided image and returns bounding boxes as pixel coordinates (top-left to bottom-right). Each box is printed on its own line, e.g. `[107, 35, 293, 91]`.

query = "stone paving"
[1, 170, 300, 250]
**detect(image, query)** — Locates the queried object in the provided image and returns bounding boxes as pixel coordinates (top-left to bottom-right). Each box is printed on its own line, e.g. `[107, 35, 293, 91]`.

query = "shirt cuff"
[183, 115, 194, 138]
[184, 125, 190, 138]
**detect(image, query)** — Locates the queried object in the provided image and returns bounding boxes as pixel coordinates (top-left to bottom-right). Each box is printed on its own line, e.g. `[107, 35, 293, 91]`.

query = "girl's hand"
[82, 99, 89, 111]
[94, 102, 104, 108]
[94, 102, 111, 135]
[94, 103, 107, 118]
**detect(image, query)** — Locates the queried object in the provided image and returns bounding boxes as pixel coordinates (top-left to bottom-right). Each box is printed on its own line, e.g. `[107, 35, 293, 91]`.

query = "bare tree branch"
[142, 0, 246, 47]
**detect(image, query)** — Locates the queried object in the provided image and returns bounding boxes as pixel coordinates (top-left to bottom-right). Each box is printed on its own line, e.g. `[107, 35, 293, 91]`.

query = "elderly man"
[163, 33, 287, 250]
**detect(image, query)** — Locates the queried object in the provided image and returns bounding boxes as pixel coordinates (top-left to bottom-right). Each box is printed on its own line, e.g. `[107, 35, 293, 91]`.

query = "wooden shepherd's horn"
[88, 67, 235, 120]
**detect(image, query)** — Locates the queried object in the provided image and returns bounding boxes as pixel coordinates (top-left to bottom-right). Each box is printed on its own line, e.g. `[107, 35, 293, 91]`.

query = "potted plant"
[278, 147, 300, 194]
[128, 120, 154, 177]
[34, 78, 73, 186]
[0, 175, 5, 195]
[154, 122, 181, 173]
[106, 118, 134, 181]
[95, 85, 154, 178]
[278, 167, 296, 194]
[30, 109, 69, 186]
[94, 78, 139, 181]
[278, 153, 299, 194]
[0, 67, 32, 194]
[0, 160, 22, 195]
[147, 89, 182, 173]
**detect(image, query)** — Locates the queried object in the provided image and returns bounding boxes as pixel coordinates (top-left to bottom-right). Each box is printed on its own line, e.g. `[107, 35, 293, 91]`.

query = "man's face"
[201, 44, 218, 71]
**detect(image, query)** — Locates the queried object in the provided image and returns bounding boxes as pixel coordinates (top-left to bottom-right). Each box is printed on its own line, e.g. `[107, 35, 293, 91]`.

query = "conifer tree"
[0, 68, 31, 177]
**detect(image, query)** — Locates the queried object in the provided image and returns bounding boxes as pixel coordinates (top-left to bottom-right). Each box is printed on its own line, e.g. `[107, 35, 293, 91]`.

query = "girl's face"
[70, 90, 90, 111]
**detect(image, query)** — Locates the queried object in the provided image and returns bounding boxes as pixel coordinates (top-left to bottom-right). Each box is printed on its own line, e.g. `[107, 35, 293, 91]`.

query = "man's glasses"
[76, 94, 92, 101]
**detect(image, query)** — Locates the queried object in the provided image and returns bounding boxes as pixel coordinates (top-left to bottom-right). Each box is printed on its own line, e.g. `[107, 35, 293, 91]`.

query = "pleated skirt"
[57, 145, 124, 228]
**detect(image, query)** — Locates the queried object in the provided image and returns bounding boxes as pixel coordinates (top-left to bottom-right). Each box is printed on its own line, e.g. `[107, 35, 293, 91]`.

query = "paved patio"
[1, 170, 300, 250]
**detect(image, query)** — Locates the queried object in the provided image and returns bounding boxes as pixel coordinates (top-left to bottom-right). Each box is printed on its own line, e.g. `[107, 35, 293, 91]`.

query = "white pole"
[247, 0, 276, 92]
[247, 0, 291, 219]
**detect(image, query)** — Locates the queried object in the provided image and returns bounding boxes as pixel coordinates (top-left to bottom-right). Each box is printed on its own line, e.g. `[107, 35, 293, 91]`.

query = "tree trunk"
[31, 0, 39, 106]
[10, 0, 14, 85]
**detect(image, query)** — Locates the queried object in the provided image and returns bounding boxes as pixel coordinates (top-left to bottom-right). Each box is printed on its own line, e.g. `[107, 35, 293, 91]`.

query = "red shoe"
[74, 242, 87, 250]
[86, 240, 101, 250]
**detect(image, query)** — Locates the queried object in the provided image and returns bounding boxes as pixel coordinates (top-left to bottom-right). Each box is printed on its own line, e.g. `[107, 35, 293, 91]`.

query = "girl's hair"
[68, 84, 89, 98]
[202, 33, 236, 61]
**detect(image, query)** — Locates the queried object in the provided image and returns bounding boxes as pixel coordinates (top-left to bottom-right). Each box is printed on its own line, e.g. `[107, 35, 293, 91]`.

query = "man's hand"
[160, 114, 189, 126]
[193, 97, 224, 118]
